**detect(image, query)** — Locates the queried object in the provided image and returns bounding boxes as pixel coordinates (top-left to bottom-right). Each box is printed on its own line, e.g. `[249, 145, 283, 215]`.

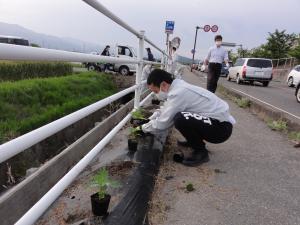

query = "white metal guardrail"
[14, 94, 152, 225]
[0, 0, 168, 224]
[0, 85, 136, 164]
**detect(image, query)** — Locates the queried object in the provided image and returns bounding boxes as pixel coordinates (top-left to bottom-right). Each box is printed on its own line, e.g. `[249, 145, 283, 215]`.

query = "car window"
[118, 46, 133, 57]
[124, 48, 133, 57]
[234, 59, 244, 67]
[247, 59, 272, 68]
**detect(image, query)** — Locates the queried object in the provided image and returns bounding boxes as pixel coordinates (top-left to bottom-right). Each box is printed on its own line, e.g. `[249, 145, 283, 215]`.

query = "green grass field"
[0, 72, 117, 143]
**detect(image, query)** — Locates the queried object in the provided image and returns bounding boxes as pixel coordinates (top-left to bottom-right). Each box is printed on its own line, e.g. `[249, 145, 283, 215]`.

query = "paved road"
[194, 71, 300, 122]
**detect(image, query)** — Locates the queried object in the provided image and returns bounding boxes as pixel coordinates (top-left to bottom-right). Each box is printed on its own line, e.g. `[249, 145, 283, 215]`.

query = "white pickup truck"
[84, 45, 137, 76]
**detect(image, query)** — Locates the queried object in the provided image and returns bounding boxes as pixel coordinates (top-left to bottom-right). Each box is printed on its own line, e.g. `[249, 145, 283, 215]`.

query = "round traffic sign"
[211, 25, 219, 33]
[203, 25, 211, 32]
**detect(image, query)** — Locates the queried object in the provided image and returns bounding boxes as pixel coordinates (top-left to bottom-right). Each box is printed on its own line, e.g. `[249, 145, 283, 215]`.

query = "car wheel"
[88, 65, 95, 71]
[287, 77, 294, 87]
[119, 66, 130, 76]
[296, 87, 300, 103]
[249, 81, 254, 85]
[227, 75, 231, 81]
[262, 81, 269, 87]
[236, 75, 241, 84]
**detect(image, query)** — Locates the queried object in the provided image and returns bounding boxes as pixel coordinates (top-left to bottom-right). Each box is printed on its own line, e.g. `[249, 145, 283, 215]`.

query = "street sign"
[211, 25, 218, 33]
[221, 42, 236, 47]
[203, 25, 210, 32]
[165, 21, 175, 34]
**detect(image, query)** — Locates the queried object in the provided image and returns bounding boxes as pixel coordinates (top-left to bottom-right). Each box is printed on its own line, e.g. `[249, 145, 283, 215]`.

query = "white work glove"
[149, 110, 161, 120]
[226, 63, 230, 68]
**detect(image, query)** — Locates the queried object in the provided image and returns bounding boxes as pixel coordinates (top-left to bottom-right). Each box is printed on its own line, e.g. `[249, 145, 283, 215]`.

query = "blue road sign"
[165, 21, 175, 34]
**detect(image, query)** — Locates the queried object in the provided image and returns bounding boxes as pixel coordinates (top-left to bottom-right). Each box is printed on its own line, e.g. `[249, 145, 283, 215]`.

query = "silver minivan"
[227, 58, 273, 86]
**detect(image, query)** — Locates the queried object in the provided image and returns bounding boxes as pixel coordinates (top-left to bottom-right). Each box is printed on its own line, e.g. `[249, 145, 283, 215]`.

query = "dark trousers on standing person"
[174, 112, 233, 152]
[207, 62, 222, 93]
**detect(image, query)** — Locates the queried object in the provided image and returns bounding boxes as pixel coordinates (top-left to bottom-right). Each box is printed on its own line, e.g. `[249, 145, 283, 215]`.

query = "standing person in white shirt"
[205, 35, 229, 93]
[136, 69, 235, 167]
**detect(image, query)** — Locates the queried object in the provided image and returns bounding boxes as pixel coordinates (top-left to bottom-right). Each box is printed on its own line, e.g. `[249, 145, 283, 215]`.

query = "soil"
[148, 129, 216, 225]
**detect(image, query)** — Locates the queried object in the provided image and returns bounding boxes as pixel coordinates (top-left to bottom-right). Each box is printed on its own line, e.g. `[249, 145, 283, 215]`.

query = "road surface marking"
[192, 72, 300, 120]
[230, 87, 300, 121]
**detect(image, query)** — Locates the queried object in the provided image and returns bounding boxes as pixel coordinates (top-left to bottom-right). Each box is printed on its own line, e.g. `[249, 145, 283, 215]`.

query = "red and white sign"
[211, 25, 219, 33]
[203, 25, 211, 32]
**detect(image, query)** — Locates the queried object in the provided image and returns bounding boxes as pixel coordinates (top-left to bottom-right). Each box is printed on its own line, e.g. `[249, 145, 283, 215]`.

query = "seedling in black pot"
[90, 168, 120, 216]
[151, 99, 160, 105]
[130, 108, 149, 127]
[128, 127, 142, 152]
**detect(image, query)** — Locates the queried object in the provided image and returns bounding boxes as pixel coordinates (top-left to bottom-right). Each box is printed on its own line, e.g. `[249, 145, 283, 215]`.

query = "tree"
[250, 44, 272, 58]
[264, 29, 297, 59]
[289, 37, 300, 61]
[30, 43, 40, 48]
[237, 47, 251, 58]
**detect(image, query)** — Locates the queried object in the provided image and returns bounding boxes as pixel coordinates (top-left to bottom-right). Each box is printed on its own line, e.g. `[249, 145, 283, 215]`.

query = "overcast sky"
[0, 0, 299, 59]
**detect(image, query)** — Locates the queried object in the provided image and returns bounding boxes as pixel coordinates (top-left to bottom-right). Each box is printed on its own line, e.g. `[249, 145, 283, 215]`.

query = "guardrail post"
[134, 30, 145, 109]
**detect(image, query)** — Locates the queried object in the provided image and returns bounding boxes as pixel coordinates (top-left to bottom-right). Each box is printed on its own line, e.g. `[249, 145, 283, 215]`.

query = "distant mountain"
[177, 55, 201, 65]
[0, 22, 103, 53]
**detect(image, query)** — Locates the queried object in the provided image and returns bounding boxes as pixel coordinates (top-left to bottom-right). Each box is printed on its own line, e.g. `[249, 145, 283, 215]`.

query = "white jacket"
[142, 79, 236, 133]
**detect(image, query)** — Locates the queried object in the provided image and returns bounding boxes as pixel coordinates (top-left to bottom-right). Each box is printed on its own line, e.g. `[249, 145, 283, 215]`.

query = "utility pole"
[191, 26, 200, 72]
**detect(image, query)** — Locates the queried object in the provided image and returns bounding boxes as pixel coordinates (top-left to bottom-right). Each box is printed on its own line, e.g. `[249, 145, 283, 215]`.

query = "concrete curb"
[218, 84, 300, 132]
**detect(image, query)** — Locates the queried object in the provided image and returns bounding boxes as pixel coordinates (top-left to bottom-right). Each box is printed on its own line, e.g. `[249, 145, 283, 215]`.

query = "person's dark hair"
[147, 69, 173, 87]
[105, 45, 110, 48]
[214, 35, 223, 41]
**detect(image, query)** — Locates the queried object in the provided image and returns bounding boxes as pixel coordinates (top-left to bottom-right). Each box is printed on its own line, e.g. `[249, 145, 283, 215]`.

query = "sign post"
[165, 21, 175, 71]
[191, 24, 219, 72]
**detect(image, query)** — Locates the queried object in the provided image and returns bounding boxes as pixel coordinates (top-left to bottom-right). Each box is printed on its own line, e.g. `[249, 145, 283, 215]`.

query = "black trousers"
[207, 63, 222, 93]
[174, 112, 233, 151]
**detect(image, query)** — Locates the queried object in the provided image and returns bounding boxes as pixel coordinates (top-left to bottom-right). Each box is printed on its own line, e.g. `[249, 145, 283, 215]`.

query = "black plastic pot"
[151, 99, 160, 105]
[91, 193, 111, 216]
[130, 118, 149, 127]
[128, 138, 138, 152]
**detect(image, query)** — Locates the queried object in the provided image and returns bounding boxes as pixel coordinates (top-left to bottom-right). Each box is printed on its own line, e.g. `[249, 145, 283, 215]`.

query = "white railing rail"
[0, 85, 136, 164]
[0, 43, 161, 65]
[0, 0, 168, 224]
[82, 0, 167, 56]
[14, 93, 152, 225]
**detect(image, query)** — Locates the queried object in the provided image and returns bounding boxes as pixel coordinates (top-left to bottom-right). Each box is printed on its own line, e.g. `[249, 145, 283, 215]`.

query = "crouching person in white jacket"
[140, 69, 235, 167]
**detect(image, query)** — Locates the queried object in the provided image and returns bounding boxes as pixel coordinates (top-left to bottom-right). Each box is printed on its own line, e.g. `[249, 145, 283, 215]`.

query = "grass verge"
[0, 71, 117, 143]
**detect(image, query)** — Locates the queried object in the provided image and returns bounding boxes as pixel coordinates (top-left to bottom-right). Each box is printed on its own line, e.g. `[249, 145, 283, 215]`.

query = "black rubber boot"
[182, 149, 209, 167]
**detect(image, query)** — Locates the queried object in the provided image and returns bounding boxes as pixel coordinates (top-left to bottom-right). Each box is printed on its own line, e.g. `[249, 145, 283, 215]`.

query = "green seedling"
[186, 183, 195, 192]
[91, 168, 120, 200]
[131, 108, 146, 120]
[128, 127, 142, 139]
